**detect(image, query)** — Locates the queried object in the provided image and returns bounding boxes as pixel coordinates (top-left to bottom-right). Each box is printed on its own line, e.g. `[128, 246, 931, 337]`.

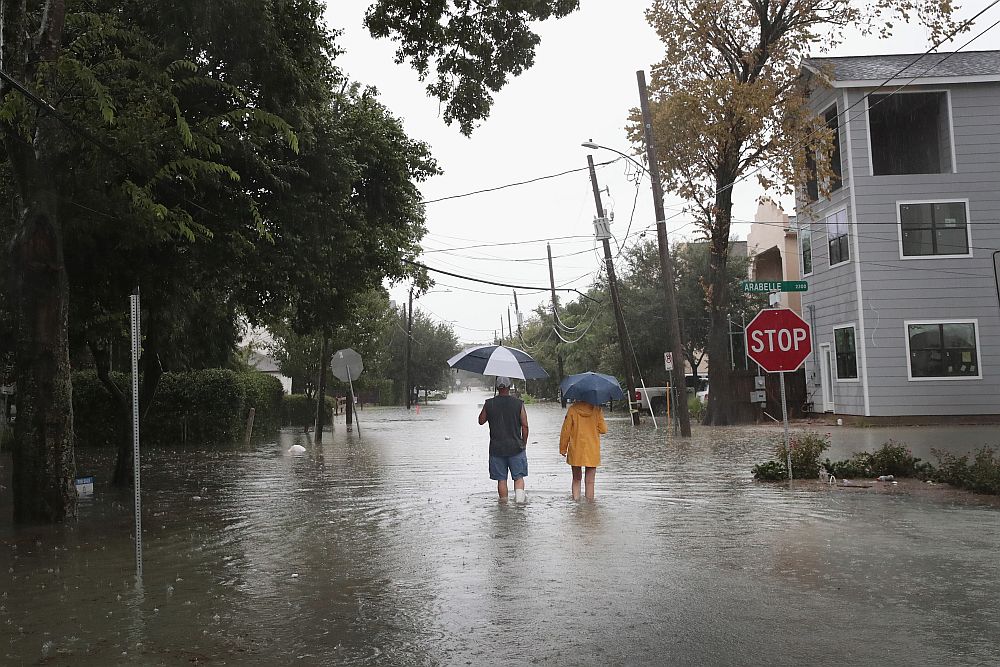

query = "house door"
[819, 343, 835, 413]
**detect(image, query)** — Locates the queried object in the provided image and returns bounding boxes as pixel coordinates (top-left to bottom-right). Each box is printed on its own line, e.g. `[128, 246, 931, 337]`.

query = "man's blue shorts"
[489, 450, 528, 481]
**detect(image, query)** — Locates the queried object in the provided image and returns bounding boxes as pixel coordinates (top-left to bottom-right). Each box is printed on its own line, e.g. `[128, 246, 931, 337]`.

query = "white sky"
[327, 1, 997, 345]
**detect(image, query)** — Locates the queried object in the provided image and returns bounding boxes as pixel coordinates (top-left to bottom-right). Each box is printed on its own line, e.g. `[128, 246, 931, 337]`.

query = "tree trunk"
[703, 167, 738, 426]
[313, 329, 330, 443]
[11, 186, 77, 522]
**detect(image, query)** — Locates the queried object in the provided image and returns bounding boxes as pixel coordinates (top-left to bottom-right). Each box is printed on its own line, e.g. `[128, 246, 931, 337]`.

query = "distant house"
[747, 197, 801, 314]
[249, 351, 292, 394]
[796, 51, 1000, 418]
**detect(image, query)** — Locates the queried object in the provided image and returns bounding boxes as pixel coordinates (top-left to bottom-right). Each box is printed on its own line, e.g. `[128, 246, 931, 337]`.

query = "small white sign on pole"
[664, 352, 673, 370]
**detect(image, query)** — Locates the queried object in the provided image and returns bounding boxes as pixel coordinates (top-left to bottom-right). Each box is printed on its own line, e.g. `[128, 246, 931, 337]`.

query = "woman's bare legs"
[585, 467, 596, 499]
[571, 466, 582, 500]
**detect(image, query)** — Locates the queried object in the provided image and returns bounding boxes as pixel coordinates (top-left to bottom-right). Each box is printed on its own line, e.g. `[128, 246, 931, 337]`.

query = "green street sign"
[741, 280, 808, 293]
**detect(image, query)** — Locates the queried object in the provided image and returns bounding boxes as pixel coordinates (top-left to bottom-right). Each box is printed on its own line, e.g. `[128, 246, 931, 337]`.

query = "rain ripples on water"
[2, 389, 999, 665]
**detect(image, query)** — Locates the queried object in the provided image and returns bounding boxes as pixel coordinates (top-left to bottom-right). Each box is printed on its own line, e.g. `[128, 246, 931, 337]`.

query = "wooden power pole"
[586, 155, 640, 425]
[547, 243, 567, 407]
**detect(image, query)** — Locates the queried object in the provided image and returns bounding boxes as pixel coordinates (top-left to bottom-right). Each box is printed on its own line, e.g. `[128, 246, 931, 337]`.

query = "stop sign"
[745, 308, 812, 372]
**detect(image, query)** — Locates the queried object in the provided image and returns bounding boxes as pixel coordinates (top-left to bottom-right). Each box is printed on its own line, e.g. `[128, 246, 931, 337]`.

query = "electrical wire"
[402, 258, 603, 303]
[420, 158, 621, 204]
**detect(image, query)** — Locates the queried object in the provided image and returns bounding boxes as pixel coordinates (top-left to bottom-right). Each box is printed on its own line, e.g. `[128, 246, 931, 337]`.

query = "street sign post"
[745, 308, 812, 481]
[741, 280, 808, 293]
[331, 348, 364, 438]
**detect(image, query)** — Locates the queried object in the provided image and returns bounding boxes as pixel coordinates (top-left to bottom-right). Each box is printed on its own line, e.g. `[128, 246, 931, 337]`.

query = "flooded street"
[3, 390, 999, 665]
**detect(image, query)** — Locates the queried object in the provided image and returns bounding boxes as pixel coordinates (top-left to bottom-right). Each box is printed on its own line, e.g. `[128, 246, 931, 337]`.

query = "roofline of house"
[801, 61, 1000, 88]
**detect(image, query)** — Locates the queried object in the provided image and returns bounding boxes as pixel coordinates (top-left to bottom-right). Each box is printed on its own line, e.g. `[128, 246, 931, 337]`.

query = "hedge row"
[72, 369, 284, 447]
[281, 393, 336, 427]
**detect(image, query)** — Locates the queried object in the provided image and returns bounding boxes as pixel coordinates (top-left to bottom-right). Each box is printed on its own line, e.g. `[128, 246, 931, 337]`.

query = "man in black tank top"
[478, 376, 530, 501]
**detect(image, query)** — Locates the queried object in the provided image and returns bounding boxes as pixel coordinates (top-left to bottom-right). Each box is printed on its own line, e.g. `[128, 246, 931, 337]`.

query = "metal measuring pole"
[780, 371, 791, 481]
[130, 288, 143, 579]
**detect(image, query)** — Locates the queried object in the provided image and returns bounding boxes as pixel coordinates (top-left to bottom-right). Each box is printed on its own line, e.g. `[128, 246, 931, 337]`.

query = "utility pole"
[637, 70, 691, 436]
[547, 243, 567, 407]
[513, 291, 522, 336]
[404, 287, 413, 409]
[507, 307, 514, 346]
[587, 154, 640, 425]
[500, 315, 505, 346]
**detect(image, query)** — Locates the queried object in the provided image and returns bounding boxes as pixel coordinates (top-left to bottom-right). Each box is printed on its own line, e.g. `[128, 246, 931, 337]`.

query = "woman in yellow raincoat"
[558, 401, 608, 500]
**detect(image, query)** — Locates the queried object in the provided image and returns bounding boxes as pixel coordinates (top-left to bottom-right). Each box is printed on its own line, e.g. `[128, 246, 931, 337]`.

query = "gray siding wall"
[800, 82, 1000, 416]
[798, 86, 865, 415]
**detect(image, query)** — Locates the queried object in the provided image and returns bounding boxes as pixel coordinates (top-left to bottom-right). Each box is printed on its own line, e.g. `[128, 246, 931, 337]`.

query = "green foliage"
[521, 393, 536, 405]
[235, 372, 285, 433]
[71, 371, 125, 448]
[925, 447, 1000, 495]
[281, 393, 336, 427]
[71, 369, 282, 447]
[364, 0, 579, 134]
[687, 394, 705, 422]
[773, 432, 830, 479]
[822, 440, 920, 479]
[752, 460, 787, 481]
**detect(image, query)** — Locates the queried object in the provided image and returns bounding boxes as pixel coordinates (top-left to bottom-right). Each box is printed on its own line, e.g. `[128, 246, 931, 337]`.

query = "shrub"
[752, 460, 787, 481]
[866, 440, 919, 477]
[282, 393, 336, 427]
[928, 447, 1000, 495]
[236, 372, 284, 433]
[774, 432, 830, 479]
[822, 457, 869, 479]
[687, 394, 705, 421]
[71, 370, 125, 448]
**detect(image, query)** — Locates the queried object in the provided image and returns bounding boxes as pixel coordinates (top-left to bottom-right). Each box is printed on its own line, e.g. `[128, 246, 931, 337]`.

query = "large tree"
[635, 0, 960, 424]
[1, 0, 576, 521]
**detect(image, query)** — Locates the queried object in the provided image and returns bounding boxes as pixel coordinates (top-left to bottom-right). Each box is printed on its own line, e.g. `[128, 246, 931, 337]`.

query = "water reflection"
[1, 394, 998, 664]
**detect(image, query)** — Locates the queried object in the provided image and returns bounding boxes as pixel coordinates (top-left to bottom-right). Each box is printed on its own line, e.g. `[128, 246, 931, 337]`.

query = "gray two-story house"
[797, 51, 1000, 418]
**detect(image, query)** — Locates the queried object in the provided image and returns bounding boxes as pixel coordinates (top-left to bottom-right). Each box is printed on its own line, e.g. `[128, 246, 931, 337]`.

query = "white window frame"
[832, 323, 860, 383]
[896, 198, 973, 260]
[864, 88, 957, 177]
[826, 207, 851, 269]
[903, 319, 983, 382]
[799, 221, 813, 277]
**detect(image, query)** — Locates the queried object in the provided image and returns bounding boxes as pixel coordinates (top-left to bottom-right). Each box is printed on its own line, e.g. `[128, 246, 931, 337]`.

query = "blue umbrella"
[560, 372, 625, 405]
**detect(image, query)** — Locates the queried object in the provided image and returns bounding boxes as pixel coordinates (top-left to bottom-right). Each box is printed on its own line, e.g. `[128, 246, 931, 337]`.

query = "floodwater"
[2, 390, 999, 666]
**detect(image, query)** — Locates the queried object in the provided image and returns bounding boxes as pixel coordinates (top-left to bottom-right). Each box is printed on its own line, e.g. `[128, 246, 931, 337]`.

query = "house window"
[869, 92, 952, 175]
[824, 105, 842, 191]
[804, 149, 819, 202]
[826, 209, 850, 266]
[899, 201, 970, 257]
[800, 225, 812, 275]
[906, 321, 980, 379]
[833, 326, 858, 380]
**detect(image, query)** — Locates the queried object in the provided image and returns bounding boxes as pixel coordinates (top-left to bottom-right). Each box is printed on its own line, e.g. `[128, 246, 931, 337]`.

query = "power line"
[402, 258, 603, 303]
[420, 158, 621, 204]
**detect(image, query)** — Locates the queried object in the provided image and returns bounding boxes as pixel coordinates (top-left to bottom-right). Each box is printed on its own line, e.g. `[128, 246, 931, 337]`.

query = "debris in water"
[288, 444, 307, 454]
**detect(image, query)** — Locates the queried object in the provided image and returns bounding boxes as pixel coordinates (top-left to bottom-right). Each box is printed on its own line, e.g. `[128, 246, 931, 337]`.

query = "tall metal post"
[405, 287, 414, 409]
[547, 244, 567, 407]
[781, 371, 792, 481]
[637, 70, 691, 436]
[129, 288, 143, 579]
[587, 154, 639, 425]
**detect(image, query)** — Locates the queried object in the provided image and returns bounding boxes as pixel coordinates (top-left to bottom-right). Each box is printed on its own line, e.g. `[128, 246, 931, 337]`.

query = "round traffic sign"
[745, 308, 812, 372]
[330, 348, 364, 383]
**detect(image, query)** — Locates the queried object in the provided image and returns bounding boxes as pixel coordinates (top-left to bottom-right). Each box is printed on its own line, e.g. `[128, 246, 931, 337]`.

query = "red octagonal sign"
[745, 308, 812, 372]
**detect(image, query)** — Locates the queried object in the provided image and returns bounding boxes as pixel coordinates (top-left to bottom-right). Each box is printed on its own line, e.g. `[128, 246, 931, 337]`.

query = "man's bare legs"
[585, 466, 596, 500]
[498, 477, 525, 501]
[571, 466, 582, 500]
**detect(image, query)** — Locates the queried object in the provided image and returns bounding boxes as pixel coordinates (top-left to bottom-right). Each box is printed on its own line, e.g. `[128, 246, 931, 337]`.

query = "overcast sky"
[327, 1, 996, 345]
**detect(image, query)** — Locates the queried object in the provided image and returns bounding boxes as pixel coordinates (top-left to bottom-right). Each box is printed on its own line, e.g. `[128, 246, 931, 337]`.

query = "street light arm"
[581, 140, 647, 174]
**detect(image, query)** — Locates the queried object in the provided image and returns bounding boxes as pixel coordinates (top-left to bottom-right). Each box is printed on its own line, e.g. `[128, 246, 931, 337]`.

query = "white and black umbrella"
[447, 345, 549, 380]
